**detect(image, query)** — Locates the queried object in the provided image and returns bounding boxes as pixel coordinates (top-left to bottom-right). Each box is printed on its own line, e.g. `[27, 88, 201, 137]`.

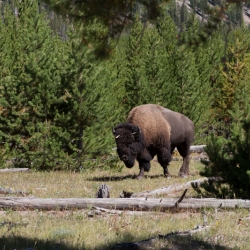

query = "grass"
[0, 159, 249, 250]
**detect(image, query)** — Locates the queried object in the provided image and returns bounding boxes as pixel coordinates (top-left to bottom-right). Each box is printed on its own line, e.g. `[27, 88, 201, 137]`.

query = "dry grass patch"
[0, 160, 249, 249]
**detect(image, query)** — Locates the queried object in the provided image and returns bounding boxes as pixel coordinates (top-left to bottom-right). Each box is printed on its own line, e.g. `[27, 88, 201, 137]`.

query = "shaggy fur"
[113, 104, 194, 179]
[127, 104, 171, 146]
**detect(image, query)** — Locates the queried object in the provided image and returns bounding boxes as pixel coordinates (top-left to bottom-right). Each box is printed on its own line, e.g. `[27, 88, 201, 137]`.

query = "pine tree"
[139, 14, 177, 105]
[227, 3, 244, 27]
[212, 28, 250, 137]
[118, 16, 145, 112]
[203, 96, 250, 199]
[0, 0, 69, 169]
[191, 30, 225, 142]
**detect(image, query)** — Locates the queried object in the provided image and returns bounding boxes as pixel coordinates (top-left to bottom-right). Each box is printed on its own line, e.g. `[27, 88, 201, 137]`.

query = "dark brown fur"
[113, 104, 194, 179]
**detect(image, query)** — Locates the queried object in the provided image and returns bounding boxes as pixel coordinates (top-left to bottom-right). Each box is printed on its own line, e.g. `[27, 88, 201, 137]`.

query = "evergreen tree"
[202, 97, 250, 199]
[118, 16, 145, 112]
[140, 14, 177, 105]
[191, 31, 225, 142]
[55, 22, 104, 168]
[212, 28, 250, 137]
[227, 3, 244, 27]
[0, 0, 69, 169]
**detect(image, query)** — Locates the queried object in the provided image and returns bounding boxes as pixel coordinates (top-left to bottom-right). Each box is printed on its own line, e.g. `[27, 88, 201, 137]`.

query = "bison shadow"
[0, 236, 80, 250]
[87, 174, 183, 182]
[0, 229, 233, 250]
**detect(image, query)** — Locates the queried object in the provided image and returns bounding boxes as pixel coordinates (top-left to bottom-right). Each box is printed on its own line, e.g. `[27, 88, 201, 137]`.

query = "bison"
[112, 104, 194, 179]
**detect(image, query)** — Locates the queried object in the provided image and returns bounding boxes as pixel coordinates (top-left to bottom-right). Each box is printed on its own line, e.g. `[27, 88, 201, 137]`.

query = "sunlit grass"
[0, 159, 249, 250]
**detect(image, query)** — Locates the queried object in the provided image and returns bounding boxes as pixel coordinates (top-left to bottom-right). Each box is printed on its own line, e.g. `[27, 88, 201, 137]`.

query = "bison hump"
[127, 104, 170, 145]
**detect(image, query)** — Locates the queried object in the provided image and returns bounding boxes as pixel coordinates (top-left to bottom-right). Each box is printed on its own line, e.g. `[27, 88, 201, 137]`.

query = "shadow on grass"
[99, 234, 233, 250]
[87, 174, 174, 181]
[0, 236, 81, 250]
[87, 174, 183, 182]
[0, 234, 231, 250]
[87, 174, 138, 181]
[156, 235, 233, 250]
[0, 233, 234, 250]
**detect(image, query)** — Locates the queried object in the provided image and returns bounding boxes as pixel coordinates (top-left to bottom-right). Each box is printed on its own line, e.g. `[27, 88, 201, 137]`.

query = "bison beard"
[112, 104, 194, 179]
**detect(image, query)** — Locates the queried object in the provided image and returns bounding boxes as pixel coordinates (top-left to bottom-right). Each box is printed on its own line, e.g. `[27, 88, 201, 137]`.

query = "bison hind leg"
[177, 143, 191, 176]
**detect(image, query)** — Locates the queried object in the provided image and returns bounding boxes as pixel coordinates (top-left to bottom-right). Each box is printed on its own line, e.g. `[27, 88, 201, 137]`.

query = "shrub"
[201, 103, 250, 199]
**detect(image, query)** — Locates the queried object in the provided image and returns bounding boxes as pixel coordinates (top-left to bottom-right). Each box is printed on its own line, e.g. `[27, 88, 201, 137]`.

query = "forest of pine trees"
[1, 0, 250, 178]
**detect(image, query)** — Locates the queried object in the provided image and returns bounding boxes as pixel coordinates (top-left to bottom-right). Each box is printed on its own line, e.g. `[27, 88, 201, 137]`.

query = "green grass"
[0, 160, 249, 250]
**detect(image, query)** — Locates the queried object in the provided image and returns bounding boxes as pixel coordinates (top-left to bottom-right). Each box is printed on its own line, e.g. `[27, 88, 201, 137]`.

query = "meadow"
[0, 159, 249, 250]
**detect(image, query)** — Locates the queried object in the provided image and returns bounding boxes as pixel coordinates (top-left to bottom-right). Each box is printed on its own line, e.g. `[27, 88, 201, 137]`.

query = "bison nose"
[121, 155, 128, 161]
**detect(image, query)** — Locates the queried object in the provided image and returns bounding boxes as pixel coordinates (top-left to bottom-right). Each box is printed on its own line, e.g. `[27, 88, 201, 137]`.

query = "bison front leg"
[157, 147, 172, 177]
[137, 160, 151, 180]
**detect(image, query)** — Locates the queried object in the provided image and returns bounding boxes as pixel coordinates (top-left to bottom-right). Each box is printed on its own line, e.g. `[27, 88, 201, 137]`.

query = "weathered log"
[0, 168, 30, 173]
[173, 145, 206, 154]
[173, 145, 207, 161]
[88, 206, 156, 217]
[112, 224, 210, 249]
[0, 197, 249, 211]
[0, 187, 28, 196]
[190, 145, 206, 153]
[131, 177, 220, 198]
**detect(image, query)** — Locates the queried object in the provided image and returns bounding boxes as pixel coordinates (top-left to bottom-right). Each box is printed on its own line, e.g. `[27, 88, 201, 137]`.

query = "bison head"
[112, 123, 142, 168]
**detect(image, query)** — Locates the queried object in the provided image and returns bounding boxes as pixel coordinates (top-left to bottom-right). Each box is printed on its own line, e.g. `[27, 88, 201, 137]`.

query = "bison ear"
[112, 126, 116, 135]
[132, 125, 141, 142]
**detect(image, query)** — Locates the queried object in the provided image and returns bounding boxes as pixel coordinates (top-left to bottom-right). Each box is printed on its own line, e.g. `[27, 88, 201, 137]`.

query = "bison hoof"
[136, 175, 144, 180]
[179, 172, 188, 178]
[164, 174, 171, 179]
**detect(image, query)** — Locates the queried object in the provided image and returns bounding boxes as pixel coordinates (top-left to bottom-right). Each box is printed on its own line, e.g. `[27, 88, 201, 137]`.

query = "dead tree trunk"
[131, 177, 220, 198]
[0, 197, 249, 211]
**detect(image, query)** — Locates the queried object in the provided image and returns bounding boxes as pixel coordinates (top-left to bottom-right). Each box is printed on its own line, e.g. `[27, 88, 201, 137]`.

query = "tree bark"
[0, 197, 249, 211]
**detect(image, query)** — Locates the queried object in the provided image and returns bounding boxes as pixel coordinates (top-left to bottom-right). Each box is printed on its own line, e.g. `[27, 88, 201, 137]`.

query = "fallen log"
[131, 177, 220, 198]
[88, 207, 157, 217]
[190, 145, 206, 153]
[173, 145, 208, 161]
[0, 187, 28, 196]
[173, 145, 206, 154]
[0, 168, 30, 173]
[0, 197, 249, 211]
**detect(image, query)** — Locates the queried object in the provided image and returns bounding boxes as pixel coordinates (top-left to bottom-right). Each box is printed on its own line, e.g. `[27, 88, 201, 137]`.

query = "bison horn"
[132, 125, 141, 141]
[115, 134, 121, 139]
[112, 127, 116, 134]
[132, 125, 141, 135]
